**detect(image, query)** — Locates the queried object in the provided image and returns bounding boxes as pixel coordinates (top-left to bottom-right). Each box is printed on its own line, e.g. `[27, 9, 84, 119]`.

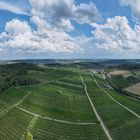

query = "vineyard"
[0, 64, 139, 139]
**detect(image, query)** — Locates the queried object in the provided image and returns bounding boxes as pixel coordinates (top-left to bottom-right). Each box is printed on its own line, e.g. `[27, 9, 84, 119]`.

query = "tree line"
[0, 63, 41, 93]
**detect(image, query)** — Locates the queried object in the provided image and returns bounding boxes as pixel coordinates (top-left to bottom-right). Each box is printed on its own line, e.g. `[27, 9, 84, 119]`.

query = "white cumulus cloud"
[5, 19, 31, 35]
[119, 0, 140, 23]
[0, 0, 101, 57]
[0, 19, 83, 54]
[92, 16, 140, 54]
[29, 0, 100, 31]
[74, 2, 100, 24]
[1, 0, 140, 58]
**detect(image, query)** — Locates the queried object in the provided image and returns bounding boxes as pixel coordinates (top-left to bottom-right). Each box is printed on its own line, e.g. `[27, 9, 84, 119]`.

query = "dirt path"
[91, 73, 140, 119]
[0, 91, 31, 117]
[20, 115, 38, 140]
[80, 75, 112, 140]
[55, 81, 82, 88]
[15, 92, 32, 107]
[17, 106, 96, 125]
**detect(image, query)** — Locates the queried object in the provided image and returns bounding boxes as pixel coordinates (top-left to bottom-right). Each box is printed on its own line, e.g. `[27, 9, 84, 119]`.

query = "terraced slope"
[0, 66, 139, 139]
[82, 74, 140, 140]
[0, 68, 107, 139]
[32, 118, 106, 140]
[18, 69, 107, 139]
[18, 84, 96, 122]
[0, 108, 32, 139]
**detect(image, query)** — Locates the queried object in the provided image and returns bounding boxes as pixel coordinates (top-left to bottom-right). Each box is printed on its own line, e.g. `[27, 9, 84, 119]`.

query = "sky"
[0, 0, 140, 60]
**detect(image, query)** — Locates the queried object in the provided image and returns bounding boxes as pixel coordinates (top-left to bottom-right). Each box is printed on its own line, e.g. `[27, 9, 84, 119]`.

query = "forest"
[0, 63, 40, 93]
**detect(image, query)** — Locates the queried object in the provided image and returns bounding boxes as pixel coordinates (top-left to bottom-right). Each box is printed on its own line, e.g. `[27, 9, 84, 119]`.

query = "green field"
[84, 74, 140, 140]
[109, 75, 139, 89]
[134, 70, 140, 79]
[0, 65, 139, 139]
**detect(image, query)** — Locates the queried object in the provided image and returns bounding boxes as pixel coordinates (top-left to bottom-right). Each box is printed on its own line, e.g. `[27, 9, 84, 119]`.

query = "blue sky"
[0, 0, 140, 59]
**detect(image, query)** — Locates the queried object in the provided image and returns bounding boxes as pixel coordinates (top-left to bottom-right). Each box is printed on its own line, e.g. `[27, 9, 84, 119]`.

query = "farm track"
[0, 73, 90, 139]
[26, 116, 38, 131]
[55, 81, 82, 88]
[91, 73, 140, 119]
[0, 92, 31, 118]
[38, 74, 72, 86]
[101, 78, 140, 102]
[20, 116, 38, 140]
[50, 85, 81, 92]
[16, 106, 96, 125]
[80, 75, 112, 140]
[17, 74, 72, 87]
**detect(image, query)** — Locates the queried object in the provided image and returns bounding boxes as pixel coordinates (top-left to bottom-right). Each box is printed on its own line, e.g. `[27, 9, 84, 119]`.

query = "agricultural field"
[109, 70, 132, 78]
[83, 74, 140, 140]
[0, 63, 139, 140]
[134, 70, 140, 79]
[125, 82, 140, 96]
[109, 75, 139, 89]
[107, 67, 139, 94]
[109, 75, 131, 88]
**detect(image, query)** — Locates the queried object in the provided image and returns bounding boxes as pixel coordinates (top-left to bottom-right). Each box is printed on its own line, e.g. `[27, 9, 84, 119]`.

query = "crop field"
[28, 67, 73, 82]
[19, 83, 96, 122]
[109, 75, 130, 88]
[134, 70, 140, 79]
[125, 82, 140, 96]
[109, 75, 139, 89]
[0, 108, 32, 140]
[32, 118, 106, 140]
[82, 74, 140, 140]
[0, 65, 139, 139]
[109, 70, 132, 78]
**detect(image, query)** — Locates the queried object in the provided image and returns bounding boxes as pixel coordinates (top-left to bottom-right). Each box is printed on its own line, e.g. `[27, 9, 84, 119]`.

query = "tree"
[25, 132, 33, 140]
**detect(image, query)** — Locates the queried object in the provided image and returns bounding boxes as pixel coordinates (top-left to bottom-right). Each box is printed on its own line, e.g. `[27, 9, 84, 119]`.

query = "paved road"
[80, 75, 112, 140]
[91, 73, 140, 119]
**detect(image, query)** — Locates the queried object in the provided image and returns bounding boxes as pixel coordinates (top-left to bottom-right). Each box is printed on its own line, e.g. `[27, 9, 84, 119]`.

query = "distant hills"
[0, 59, 140, 66]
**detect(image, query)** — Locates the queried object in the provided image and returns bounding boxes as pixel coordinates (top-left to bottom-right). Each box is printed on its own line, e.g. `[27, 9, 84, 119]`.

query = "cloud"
[91, 16, 140, 54]
[74, 2, 101, 24]
[0, 19, 83, 55]
[29, 0, 74, 31]
[29, 0, 100, 31]
[0, 0, 101, 58]
[5, 19, 31, 35]
[0, 1, 29, 15]
[1, 15, 140, 58]
[29, 0, 74, 20]
[2, 1, 140, 59]
[119, 0, 140, 23]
